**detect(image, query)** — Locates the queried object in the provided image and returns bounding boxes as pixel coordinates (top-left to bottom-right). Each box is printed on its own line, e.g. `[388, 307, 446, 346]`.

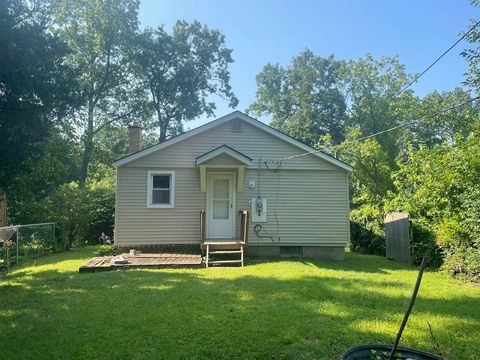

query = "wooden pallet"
[79, 253, 202, 273]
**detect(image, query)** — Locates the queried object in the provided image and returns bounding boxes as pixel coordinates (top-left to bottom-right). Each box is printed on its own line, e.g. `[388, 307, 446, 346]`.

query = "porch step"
[208, 260, 243, 264]
[205, 243, 244, 268]
[209, 250, 242, 254]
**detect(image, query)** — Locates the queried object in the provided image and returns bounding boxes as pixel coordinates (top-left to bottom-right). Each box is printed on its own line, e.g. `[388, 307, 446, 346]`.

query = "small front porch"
[196, 144, 252, 267]
[200, 209, 249, 267]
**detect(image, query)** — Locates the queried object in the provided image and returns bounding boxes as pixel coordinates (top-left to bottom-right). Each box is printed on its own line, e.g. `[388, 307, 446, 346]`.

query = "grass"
[0, 247, 479, 360]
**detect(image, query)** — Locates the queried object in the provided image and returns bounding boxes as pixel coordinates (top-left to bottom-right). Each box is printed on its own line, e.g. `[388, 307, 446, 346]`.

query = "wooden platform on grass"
[79, 253, 203, 273]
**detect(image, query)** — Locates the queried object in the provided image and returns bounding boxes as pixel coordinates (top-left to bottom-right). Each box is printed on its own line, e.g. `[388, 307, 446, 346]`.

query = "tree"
[134, 21, 238, 143]
[0, 0, 78, 191]
[397, 88, 478, 155]
[462, 8, 480, 92]
[51, 0, 141, 185]
[389, 130, 480, 279]
[340, 55, 415, 162]
[248, 49, 346, 146]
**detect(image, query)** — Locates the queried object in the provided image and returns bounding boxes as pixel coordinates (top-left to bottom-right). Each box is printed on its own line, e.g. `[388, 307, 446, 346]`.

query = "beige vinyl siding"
[116, 167, 349, 246]
[115, 116, 350, 247]
[235, 169, 350, 246]
[128, 120, 339, 171]
[115, 167, 205, 245]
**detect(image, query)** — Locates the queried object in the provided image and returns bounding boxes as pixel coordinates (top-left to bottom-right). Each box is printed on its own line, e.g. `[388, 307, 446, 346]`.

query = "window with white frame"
[147, 170, 175, 208]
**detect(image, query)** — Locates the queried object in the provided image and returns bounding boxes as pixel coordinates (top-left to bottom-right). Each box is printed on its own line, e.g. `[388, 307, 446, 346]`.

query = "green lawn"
[1, 247, 479, 360]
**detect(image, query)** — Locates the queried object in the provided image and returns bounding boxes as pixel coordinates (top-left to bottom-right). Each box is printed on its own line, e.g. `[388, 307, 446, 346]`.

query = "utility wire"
[342, 20, 479, 121]
[391, 20, 480, 100]
[279, 95, 480, 162]
[275, 21, 480, 163]
[279, 21, 480, 162]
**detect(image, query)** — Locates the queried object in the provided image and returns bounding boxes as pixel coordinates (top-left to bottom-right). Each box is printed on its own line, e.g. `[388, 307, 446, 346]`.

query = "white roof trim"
[196, 145, 252, 166]
[114, 111, 352, 172]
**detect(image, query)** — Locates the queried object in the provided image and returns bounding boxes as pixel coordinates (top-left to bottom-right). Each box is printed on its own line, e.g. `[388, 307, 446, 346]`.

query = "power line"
[276, 20, 480, 163]
[354, 95, 479, 142]
[280, 95, 480, 162]
[392, 20, 480, 99]
[339, 20, 479, 132]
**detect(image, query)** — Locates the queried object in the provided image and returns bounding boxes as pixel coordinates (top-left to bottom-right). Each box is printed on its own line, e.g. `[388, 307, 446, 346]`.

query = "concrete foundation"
[302, 246, 345, 261]
[246, 245, 345, 261]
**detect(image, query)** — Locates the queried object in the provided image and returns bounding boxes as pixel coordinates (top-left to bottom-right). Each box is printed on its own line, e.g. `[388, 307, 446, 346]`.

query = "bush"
[350, 221, 385, 256]
[40, 180, 115, 249]
[349, 204, 386, 256]
[96, 245, 120, 256]
[84, 185, 115, 245]
[435, 218, 480, 281]
[410, 221, 442, 268]
[390, 135, 480, 281]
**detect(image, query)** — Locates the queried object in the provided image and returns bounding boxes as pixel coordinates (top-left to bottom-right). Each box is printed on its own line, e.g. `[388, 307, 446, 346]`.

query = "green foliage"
[461, 12, 480, 90]
[349, 203, 385, 255]
[38, 181, 115, 250]
[19, 240, 51, 258]
[134, 20, 238, 142]
[96, 244, 119, 256]
[248, 49, 346, 145]
[52, 0, 142, 185]
[410, 220, 442, 268]
[350, 221, 385, 256]
[0, 0, 78, 190]
[390, 132, 480, 280]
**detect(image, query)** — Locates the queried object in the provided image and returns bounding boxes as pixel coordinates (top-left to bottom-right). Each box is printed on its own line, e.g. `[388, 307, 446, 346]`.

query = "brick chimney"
[128, 123, 142, 153]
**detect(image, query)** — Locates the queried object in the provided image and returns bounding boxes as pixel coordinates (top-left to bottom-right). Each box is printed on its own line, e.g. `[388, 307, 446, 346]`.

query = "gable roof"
[113, 111, 352, 172]
[196, 144, 252, 166]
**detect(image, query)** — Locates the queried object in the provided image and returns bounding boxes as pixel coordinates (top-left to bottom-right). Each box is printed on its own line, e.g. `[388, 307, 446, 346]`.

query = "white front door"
[207, 173, 235, 239]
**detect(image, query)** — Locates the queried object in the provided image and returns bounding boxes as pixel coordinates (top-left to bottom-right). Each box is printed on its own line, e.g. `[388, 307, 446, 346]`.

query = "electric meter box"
[251, 197, 268, 223]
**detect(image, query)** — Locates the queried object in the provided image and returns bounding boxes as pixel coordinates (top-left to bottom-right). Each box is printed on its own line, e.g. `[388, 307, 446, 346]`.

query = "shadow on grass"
[246, 252, 414, 274]
[0, 250, 478, 360]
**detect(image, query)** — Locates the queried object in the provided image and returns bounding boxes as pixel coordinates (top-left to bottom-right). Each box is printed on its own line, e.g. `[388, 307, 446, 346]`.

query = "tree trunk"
[79, 104, 95, 187]
[159, 125, 167, 143]
[157, 109, 169, 143]
[0, 187, 7, 227]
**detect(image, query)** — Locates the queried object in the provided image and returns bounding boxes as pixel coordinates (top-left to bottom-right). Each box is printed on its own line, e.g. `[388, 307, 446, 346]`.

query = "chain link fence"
[0, 222, 56, 270]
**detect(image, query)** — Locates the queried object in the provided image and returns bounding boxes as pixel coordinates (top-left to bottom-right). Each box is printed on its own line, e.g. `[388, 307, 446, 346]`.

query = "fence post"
[0, 189, 6, 227]
[16, 227, 19, 266]
[52, 223, 56, 248]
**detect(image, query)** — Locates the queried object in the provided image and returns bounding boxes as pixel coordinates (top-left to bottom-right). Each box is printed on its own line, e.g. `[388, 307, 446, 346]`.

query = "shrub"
[390, 135, 480, 281]
[350, 221, 385, 256]
[435, 218, 480, 281]
[410, 220, 442, 268]
[40, 180, 115, 250]
[349, 204, 386, 256]
[96, 245, 120, 256]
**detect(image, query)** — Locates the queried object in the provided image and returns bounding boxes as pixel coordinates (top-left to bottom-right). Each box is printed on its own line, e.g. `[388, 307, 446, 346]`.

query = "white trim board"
[206, 172, 236, 239]
[114, 111, 352, 172]
[146, 170, 175, 209]
[196, 144, 252, 166]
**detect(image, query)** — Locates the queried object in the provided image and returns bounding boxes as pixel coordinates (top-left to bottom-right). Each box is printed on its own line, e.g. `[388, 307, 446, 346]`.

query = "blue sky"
[139, 0, 477, 129]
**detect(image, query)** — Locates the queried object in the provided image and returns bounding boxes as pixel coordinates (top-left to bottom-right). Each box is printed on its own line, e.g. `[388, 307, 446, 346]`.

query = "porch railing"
[200, 209, 206, 245]
[239, 210, 249, 244]
[199, 209, 249, 245]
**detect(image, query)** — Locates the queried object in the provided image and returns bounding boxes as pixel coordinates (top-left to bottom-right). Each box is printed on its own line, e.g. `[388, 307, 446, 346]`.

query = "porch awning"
[196, 145, 252, 192]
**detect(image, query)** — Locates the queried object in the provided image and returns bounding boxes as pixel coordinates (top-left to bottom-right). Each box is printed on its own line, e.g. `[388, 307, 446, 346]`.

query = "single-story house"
[113, 111, 352, 260]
